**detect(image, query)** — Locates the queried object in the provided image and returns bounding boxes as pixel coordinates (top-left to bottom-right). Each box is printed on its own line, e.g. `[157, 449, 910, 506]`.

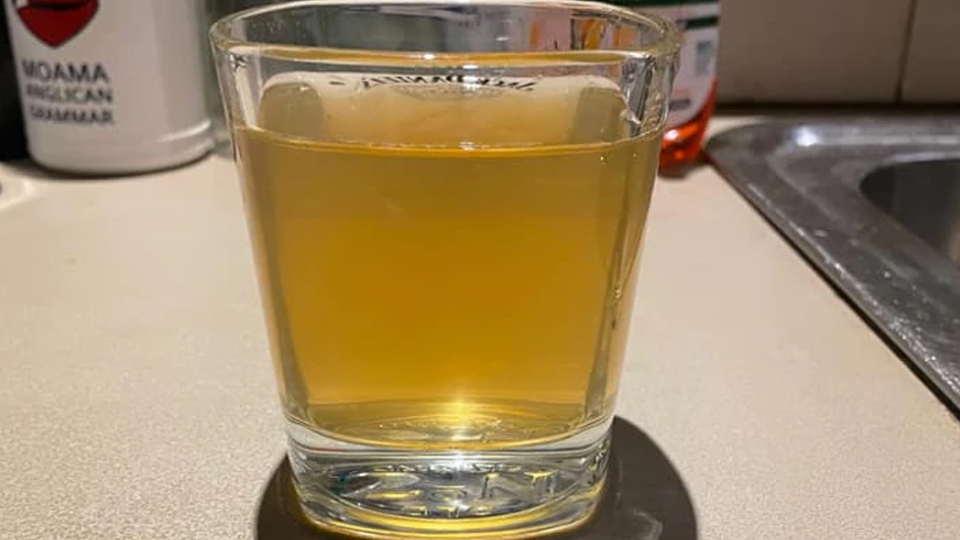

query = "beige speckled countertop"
[2, 118, 959, 540]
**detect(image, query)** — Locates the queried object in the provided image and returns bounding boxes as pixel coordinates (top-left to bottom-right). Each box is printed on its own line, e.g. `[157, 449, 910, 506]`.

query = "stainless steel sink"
[707, 118, 960, 412]
[862, 159, 960, 269]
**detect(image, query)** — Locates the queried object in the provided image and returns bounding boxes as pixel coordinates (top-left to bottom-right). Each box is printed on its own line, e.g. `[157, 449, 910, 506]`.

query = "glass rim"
[210, 0, 681, 63]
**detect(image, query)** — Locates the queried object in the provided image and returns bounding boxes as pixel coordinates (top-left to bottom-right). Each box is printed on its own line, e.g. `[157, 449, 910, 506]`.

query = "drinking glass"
[211, 2, 678, 537]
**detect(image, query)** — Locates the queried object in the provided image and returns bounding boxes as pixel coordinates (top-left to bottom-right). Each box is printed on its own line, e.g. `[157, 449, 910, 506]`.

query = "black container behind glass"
[0, 7, 27, 162]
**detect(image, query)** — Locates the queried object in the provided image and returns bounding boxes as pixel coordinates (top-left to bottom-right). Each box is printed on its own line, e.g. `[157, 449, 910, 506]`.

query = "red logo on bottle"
[13, 0, 99, 48]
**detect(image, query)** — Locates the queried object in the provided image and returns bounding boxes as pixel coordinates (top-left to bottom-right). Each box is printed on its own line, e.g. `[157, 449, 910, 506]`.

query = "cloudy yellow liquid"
[236, 74, 659, 450]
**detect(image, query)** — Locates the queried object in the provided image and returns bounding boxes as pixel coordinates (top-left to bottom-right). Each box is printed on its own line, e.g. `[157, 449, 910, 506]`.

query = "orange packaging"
[609, 0, 720, 168]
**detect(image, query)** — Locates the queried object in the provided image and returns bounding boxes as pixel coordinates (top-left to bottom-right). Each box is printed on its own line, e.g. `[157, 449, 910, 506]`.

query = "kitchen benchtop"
[2, 118, 959, 540]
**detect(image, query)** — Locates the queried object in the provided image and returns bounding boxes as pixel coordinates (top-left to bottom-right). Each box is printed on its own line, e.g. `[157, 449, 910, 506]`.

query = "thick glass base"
[286, 421, 611, 539]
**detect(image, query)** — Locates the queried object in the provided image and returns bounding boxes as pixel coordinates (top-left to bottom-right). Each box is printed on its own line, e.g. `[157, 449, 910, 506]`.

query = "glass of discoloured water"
[211, 2, 678, 537]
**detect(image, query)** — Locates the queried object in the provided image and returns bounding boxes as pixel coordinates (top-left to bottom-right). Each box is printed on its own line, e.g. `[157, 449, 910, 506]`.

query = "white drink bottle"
[3, 0, 212, 174]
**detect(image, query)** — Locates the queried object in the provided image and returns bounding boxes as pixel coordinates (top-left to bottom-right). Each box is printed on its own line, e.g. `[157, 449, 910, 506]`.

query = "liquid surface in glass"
[236, 72, 659, 451]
